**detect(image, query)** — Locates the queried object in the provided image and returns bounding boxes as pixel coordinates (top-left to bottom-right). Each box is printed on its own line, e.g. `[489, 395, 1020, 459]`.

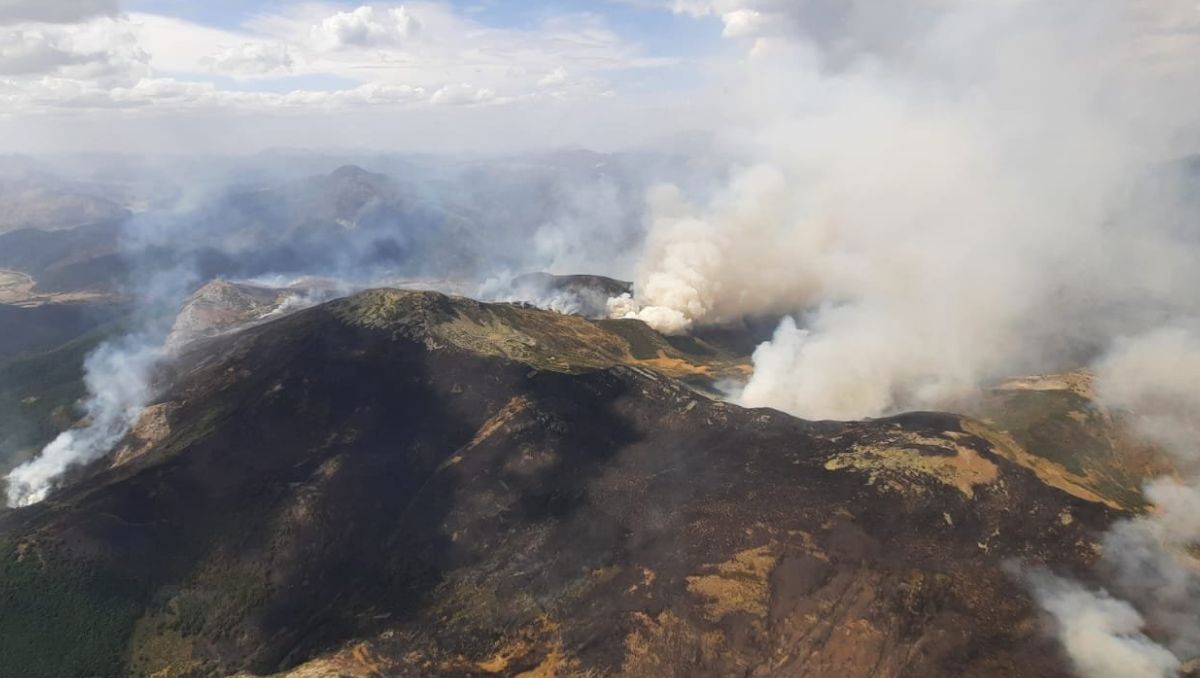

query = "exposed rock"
[109, 402, 180, 468]
[166, 279, 338, 351]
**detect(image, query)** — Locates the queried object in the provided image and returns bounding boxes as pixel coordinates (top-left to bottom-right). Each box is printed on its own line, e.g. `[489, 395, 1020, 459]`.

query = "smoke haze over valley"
[0, 1, 1199, 677]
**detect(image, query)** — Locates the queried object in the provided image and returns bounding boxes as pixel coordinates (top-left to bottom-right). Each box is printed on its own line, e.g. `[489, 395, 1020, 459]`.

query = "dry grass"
[962, 419, 1124, 509]
[824, 431, 1000, 498]
[686, 546, 777, 621]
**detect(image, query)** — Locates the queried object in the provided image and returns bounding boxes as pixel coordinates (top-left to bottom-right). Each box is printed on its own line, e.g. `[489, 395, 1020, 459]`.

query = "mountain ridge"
[0, 289, 1139, 677]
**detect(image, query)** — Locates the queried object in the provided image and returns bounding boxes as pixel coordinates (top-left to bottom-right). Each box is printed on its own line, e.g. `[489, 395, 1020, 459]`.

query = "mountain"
[0, 219, 127, 297]
[163, 279, 346, 352]
[0, 152, 661, 304]
[492, 272, 633, 318]
[970, 371, 1177, 512]
[0, 171, 129, 234]
[0, 290, 1132, 677]
[0, 302, 126, 360]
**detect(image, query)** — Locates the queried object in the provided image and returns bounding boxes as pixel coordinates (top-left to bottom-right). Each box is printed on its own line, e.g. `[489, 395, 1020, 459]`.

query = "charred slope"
[0, 290, 1119, 677]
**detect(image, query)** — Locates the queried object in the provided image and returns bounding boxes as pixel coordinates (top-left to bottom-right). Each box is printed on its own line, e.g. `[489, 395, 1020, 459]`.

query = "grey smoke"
[609, 1, 1200, 672]
[4, 330, 161, 506]
[1077, 329, 1200, 670]
[4, 246, 197, 506]
[1, 151, 669, 505]
[1024, 569, 1181, 678]
[614, 0, 1200, 420]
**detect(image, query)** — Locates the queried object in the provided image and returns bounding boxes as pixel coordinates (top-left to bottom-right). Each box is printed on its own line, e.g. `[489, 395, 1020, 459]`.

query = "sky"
[0, 0, 744, 154]
[3, 1, 1199, 155]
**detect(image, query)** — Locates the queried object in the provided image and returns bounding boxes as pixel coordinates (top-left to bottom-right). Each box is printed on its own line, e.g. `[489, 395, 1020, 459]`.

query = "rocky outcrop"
[165, 279, 340, 351]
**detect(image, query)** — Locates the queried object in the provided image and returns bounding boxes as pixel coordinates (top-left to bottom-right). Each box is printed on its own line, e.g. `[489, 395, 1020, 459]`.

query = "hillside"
[0, 302, 126, 360]
[0, 290, 1136, 677]
[0, 311, 129, 480]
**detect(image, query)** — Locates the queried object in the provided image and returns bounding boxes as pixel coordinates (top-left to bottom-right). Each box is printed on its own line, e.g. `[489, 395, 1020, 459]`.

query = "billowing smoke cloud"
[607, 168, 822, 334]
[1099, 479, 1200, 662]
[1095, 327, 1200, 465]
[1024, 570, 1181, 678]
[5, 332, 161, 506]
[614, 0, 1200, 421]
[611, 1, 1200, 670]
[1063, 329, 1200, 671]
[2, 235, 197, 506]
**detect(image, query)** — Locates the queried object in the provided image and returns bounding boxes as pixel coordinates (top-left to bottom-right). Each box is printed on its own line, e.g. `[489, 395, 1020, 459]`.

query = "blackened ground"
[0, 291, 1122, 677]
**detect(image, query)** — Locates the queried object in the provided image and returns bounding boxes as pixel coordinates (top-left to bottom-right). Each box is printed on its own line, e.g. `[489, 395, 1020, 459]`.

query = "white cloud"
[429, 82, 494, 105]
[0, 2, 693, 151]
[279, 81, 426, 106]
[538, 66, 569, 87]
[311, 5, 420, 51]
[0, 0, 119, 25]
[203, 42, 294, 77]
[0, 29, 84, 75]
[720, 8, 769, 38]
[0, 18, 146, 80]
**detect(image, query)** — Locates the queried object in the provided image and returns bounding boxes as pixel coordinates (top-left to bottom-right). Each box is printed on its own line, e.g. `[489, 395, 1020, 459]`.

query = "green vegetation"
[980, 388, 1155, 509]
[985, 390, 1102, 475]
[0, 541, 146, 678]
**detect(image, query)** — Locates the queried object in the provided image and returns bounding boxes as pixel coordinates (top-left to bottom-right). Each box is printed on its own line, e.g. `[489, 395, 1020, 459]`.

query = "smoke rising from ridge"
[611, 1, 1200, 672]
[615, 0, 1200, 419]
[4, 333, 161, 506]
[1077, 330, 1200, 670]
[0, 151, 666, 505]
[2, 255, 194, 507]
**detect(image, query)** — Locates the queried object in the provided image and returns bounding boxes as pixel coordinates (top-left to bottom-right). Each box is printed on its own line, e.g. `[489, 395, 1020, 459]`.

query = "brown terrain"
[0, 289, 1176, 677]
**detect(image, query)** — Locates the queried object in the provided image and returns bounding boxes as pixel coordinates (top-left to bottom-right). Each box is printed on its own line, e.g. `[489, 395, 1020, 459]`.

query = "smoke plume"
[4, 333, 162, 506]
[1, 152, 662, 505]
[613, 0, 1200, 420]
[1071, 329, 1200, 671]
[1024, 569, 1181, 678]
[608, 1, 1200, 671]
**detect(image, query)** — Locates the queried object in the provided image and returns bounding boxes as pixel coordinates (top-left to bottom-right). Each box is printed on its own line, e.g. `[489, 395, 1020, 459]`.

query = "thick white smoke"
[607, 168, 823, 334]
[611, 1, 1200, 672]
[1075, 329, 1200, 670]
[3, 222, 199, 507]
[5, 334, 163, 506]
[1024, 570, 1181, 678]
[1095, 327, 1200, 465]
[613, 0, 1200, 420]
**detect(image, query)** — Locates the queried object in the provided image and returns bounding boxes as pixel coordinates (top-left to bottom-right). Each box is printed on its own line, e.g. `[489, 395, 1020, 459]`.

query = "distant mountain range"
[0, 152, 655, 300]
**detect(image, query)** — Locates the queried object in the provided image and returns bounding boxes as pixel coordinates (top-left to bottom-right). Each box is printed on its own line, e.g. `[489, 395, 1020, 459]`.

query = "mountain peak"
[0, 283, 1123, 678]
[331, 288, 742, 381]
[328, 164, 385, 181]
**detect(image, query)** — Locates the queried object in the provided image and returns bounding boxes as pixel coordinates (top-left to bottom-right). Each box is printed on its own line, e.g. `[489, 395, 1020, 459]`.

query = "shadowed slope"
[0, 290, 1125, 677]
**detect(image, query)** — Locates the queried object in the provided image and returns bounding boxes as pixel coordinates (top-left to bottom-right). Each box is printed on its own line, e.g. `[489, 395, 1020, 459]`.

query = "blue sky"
[109, 1, 732, 97]
[123, 0, 726, 58]
[0, 0, 749, 152]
